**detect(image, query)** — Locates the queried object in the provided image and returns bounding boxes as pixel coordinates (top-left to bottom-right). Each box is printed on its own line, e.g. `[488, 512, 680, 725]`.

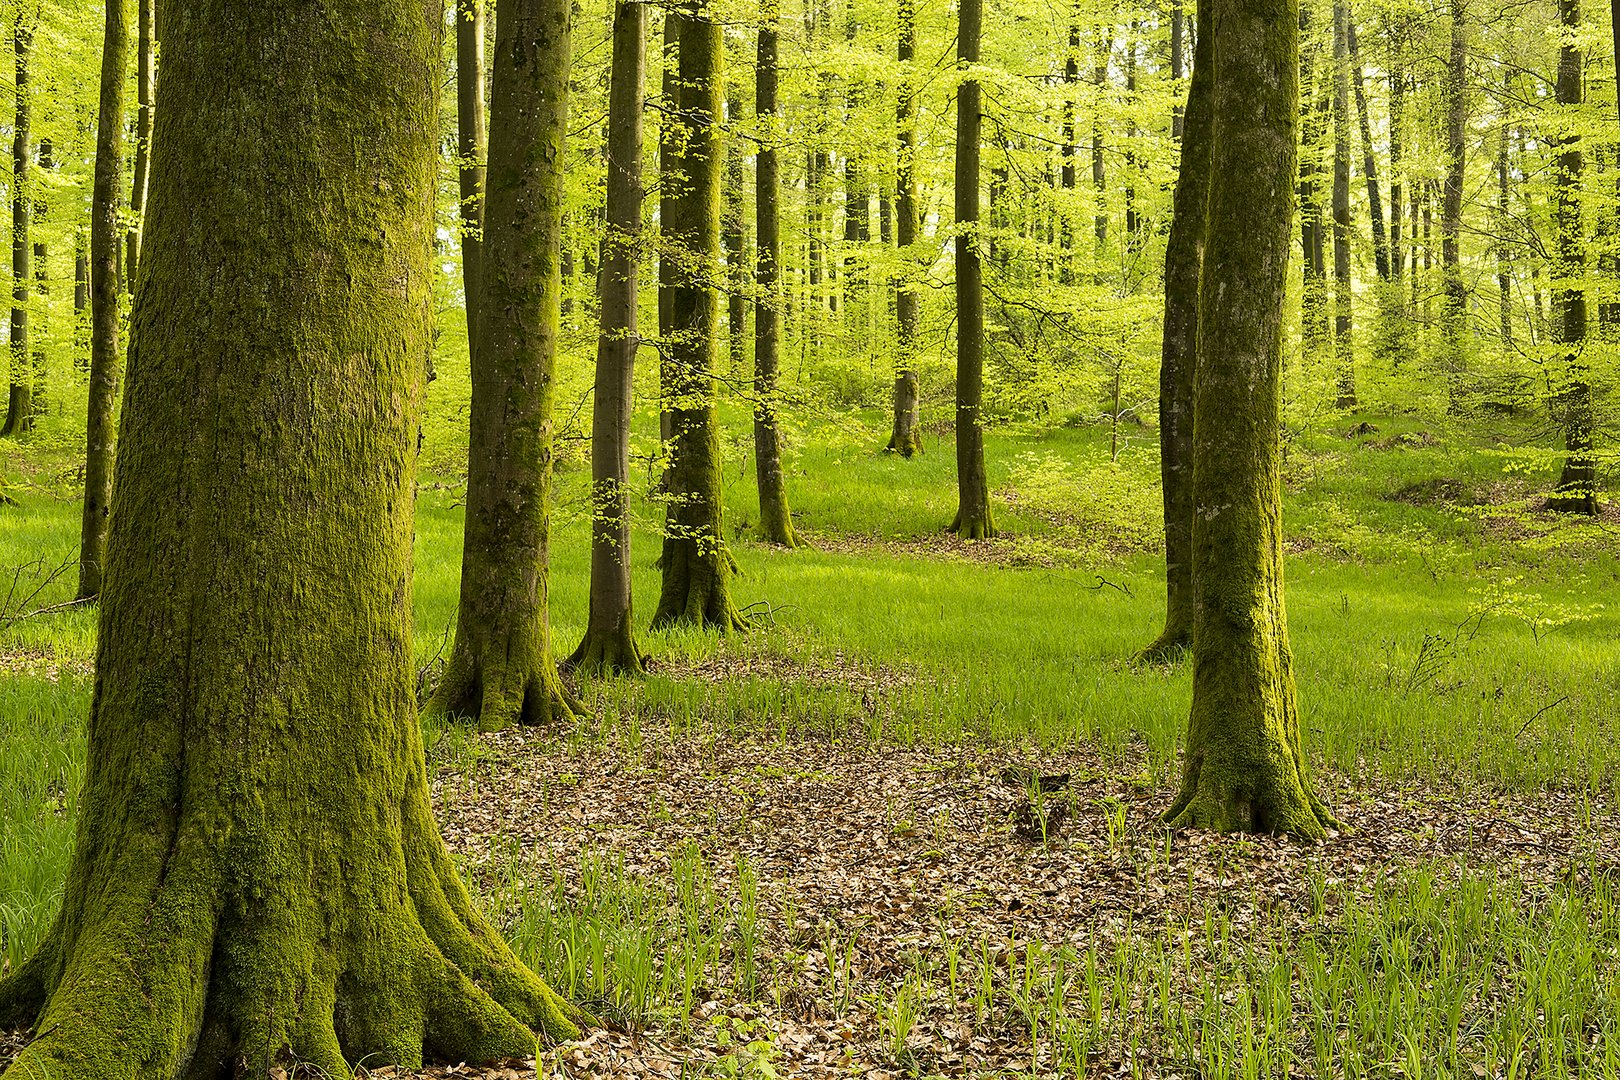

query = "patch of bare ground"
[0, 648, 92, 681]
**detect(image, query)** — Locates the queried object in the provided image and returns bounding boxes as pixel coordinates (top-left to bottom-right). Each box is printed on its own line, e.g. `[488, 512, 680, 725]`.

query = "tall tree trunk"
[1123, 22, 1140, 247]
[30, 139, 49, 420]
[655, 4, 750, 628]
[1170, 0, 1185, 138]
[1442, 0, 1467, 386]
[1549, 0, 1596, 513]
[842, 1, 865, 328]
[754, 0, 800, 544]
[457, 0, 489, 368]
[124, 0, 153, 292]
[1496, 113, 1514, 347]
[1347, 16, 1389, 281]
[1060, 17, 1078, 282]
[2, 16, 32, 438]
[1139, 0, 1212, 663]
[1389, 34, 1405, 283]
[73, 235, 88, 371]
[570, 0, 649, 673]
[724, 83, 750, 378]
[889, 0, 923, 456]
[0, 0, 583, 1070]
[77, 0, 127, 603]
[431, 0, 586, 729]
[1299, 13, 1329, 356]
[659, 25, 679, 449]
[1091, 23, 1108, 259]
[1332, 0, 1357, 407]
[1166, 0, 1337, 839]
[951, 0, 995, 538]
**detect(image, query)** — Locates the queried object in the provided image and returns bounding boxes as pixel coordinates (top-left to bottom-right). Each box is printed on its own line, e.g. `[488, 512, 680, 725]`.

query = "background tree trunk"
[124, 0, 153, 292]
[77, 0, 127, 603]
[1332, 0, 1357, 407]
[431, 0, 586, 729]
[1347, 16, 1389, 282]
[951, 0, 995, 539]
[571, 0, 649, 673]
[1442, 0, 1468, 387]
[724, 83, 750, 378]
[888, 0, 923, 456]
[0, 1, 582, 1071]
[3, 17, 32, 438]
[457, 0, 489, 368]
[1166, 0, 1336, 839]
[1548, 0, 1595, 513]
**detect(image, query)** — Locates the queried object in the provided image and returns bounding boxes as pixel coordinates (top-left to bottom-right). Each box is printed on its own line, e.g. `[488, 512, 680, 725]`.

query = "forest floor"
[4, 409, 1620, 1077]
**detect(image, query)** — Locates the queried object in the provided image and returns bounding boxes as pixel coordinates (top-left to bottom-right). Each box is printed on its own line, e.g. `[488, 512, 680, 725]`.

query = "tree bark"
[654, 4, 749, 629]
[1549, 0, 1596, 513]
[77, 0, 127, 603]
[888, 0, 923, 456]
[1332, 0, 1357, 407]
[950, 0, 995, 539]
[1091, 23, 1108, 258]
[124, 0, 153, 293]
[73, 237, 88, 371]
[457, 0, 489, 368]
[30, 139, 50, 421]
[1138, 0, 1212, 663]
[2, 16, 31, 438]
[724, 84, 750, 380]
[1347, 16, 1389, 281]
[0, 0, 583, 1071]
[1060, 17, 1079, 283]
[754, 0, 800, 545]
[1298, 13, 1329, 356]
[1165, 0, 1337, 839]
[1442, 0, 1467, 383]
[570, 0, 649, 674]
[431, 0, 587, 729]
[1389, 31, 1405, 284]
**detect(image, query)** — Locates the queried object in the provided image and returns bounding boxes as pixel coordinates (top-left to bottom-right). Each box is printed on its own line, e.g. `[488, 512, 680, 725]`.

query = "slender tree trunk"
[1123, 22, 1140, 248]
[1496, 114, 1514, 348]
[570, 0, 649, 673]
[457, 0, 489, 367]
[431, 0, 586, 729]
[2, 16, 32, 438]
[0, 1, 583, 1071]
[724, 84, 750, 378]
[1549, 0, 1596, 513]
[124, 0, 153, 293]
[1170, 0, 1185, 138]
[754, 0, 799, 545]
[1442, 0, 1467, 386]
[655, 4, 749, 629]
[30, 139, 49, 420]
[1138, 0, 1212, 663]
[659, 25, 678, 449]
[1166, 0, 1337, 839]
[842, 2, 865, 329]
[1347, 16, 1389, 281]
[1389, 34, 1405, 283]
[1060, 17, 1078, 282]
[1299, 15, 1330, 356]
[1091, 23, 1108, 259]
[889, 0, 924, 456]
[73, 237, 88, 371]
[1332, 0, 1357, 407]
[950, 0, 995, 538]
[77, 0, 127, 603]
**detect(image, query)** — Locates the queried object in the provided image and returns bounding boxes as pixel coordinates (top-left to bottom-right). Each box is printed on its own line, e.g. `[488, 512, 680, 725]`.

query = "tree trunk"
[724, 83, 750, 380]
[1166, 0, 1337, 839]
[431, 0, 586, 729]
[77, 0, 127, 603]
[1059, 16, 1078, 282]
[658, 26, 678, 450]
[570, 0, 649, 674]
[1299, 14, 1329, 356]
[1332, 0, 1357, 407]
[1347, 16, 1389, 281]
[2, 16, 31, 439]
[841, 2, 865, 329]
[1496, 114, 1514, 348]
[1442, 0, 1467, 384]
[754, 0, 801, 545]
[124, 0, 153, 293]
[73, 237, 88, 371]
[1123, 22, 1140, 248]
[950, 0, 995, 539]
[1091, 23, 1108, 258]
[655, 5, 749, 629]
[888, 0, 923, 456]
[0, 1, 583, 1071]
[1170, 0, 1184, 138]
[1138, 0, 1212, 663]
[30, 139, 49, 421]
[1549, 0, 1596, 513]
[457, 0, 489, 368]
[1389, 33, 1404, 284]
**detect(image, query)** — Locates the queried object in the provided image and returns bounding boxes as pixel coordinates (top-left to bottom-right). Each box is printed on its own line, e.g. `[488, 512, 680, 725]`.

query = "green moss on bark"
[0, 3, 583, 1074]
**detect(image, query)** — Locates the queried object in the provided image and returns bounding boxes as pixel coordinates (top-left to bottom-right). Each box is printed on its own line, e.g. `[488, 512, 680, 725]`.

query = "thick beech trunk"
[1139, 0, 1212, 663]
[950, 0, 995, 539]
[457, 0, 489, 366]
[887, 0, 923, 456]
[655, 6, 749, 629]
[3, 18, 31, 438]
[571, 0, 649, 673]
[78, 9, 127, 603]
[0, 1, 581, 1073]
[1331, 0, 1356, 407]
[432, 0, 586, 729]
[124, 0, 153, 292]
[1166, 0, 1336, 839]
[754, 0, 800, 545]
[1549, 0, 1596, 513]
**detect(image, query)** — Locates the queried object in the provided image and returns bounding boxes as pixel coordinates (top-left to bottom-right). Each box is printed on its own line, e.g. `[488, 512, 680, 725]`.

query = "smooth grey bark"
[1549, 0, 1596, 513]
[457, 0, 489, 367]
[888, 0, 923, 456]
[1442, 0, 1467, 379]
[3, 16, 31, 438]
[124, 0, 152, 292]
[1331, 0, 1356, 407]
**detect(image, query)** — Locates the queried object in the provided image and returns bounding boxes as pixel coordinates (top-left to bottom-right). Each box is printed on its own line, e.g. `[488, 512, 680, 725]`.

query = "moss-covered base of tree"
[0, 386, 31, 438]
[757, 509, 801, 549]
[1548, 461, 1597, 515]
[566, 620, 648, 678]
[429, 645, 587, 733]
[1164, 736, 1342, 840]
[949, 505, 998, 540]
[886, 429, 923, 457]
[1133, 623, 1190, 666]
[653, 537, 748, 632]
[0, 773, 584, 1080]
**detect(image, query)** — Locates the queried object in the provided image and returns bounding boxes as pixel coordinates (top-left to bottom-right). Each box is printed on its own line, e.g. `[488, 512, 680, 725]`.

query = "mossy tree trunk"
[655, 4, 749, 628]
[950, 0, 995, 540]
[457, 0, 489, 367]
[2, 17, 32, 439]
[1165, 0, 1338, 840]
[1331, 0, 1357, 408]
[124, 0, 153, 293]
[886, 0, 923, 456]
[753, 0, 800, 547]
[570, 0, 649, 675]
[1548, 0, 1596, 513]
[0, 0, 583, 1073]
[1138, 0, 1211, 664]
[77, 0, 127, 604]
[432, 0, 585, 729]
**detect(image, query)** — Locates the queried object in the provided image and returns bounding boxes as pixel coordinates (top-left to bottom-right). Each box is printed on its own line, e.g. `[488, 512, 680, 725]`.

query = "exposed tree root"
[428, 648, 588, 733]
[1132, 626, 1190, 667]
[948, 507, 999, 541]
[566, 621, 649, 678]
